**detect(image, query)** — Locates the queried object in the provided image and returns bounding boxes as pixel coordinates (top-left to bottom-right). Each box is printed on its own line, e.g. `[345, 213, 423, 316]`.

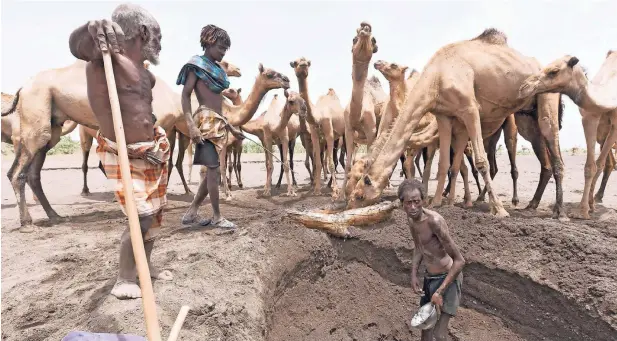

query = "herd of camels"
[2, 22, 616, 232]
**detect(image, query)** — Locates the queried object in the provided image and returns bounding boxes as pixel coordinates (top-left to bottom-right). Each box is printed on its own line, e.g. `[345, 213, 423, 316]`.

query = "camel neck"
[297, 76, 318, 126]
[225, 81, 268, 126]
[349, 59, 370, 124]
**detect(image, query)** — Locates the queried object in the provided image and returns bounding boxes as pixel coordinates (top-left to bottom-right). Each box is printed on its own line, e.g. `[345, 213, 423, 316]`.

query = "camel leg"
[310, 129, 323, 195]
[324, 125, 340, 199]
[403, 149, 414, 180]
[227, 147, 234, 189]
[281, 135, 296, 196]
[399, 153, 407, 178]
[342, 124, 355, 199]
[414, 151, 423, 178]
[465, 150, 481, 194]
[187, 141, 194, 183]
[593, 146, 614, 203]
[339, 135, 346, 171]
[80, 126, 94, 195]
[300, 133, 313, 185]
[262, 134, 273, 197]
[333, 138, 340, 173]
[573, 115, 601, 219]
[443, 147, 456, 197]
[464, 107, 509, 217]
[588, 120, 617, 212]
[445, 129, 470, 206]
[525, 137, 552, 210]
[166, 128, 177, 187]
[503, 116, 519, 206]
[289, 139, 297, 187]
[219, 145, 232, 201]
[459, 156, 473, 208]
[234, 144, 243, 188]
[421, 143, 437, 194]
[28, 146, 62, 222]
[430, 117, 452, 208]
[476, 133, 499, 202]
[275, 143, 284, 189]
[176, 133, 193, 195]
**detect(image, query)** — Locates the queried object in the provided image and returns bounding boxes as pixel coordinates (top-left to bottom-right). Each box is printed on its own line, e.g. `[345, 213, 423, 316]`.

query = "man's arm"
[69, 20, 125, 62]
[181, 72, 203, 144]
[409, 220, 423, 292]
[429, 215, 465, 296]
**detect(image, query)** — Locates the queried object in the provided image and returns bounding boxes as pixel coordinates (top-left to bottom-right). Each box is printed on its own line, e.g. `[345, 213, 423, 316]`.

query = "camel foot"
[275, 183, 282, 189]
[262, 188, 271, 197]
[463, 199, 473, 208]
[238, 183, 243, 189]
[427, 197, 443, 209]
[19, 225, 37, 233]
[331, 188, 341, 201]
[81, 189, 90, 196]
[475, 195, 486, 203]
[48, 215, 65, 225]
[512, 197, 519, 207]
[308, 188, 323, 196]
[490, 204, 510, 218]
[593, 195, 603, 204]
[224, 194, 233, 202]
[282, 190, 298, 197]
[525, 200, 539, 211]
[552, 205, 570, 222]
[111, 280, 142, 300]
[569, 207, 591, 220]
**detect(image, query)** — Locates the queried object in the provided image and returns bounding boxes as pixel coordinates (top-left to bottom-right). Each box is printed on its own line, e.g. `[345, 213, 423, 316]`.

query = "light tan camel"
[342, 22, 389, 201]
[216, 64, 291, 201]
[290, 57, 346, 196]
[239, 90, 307, 196]
[346, 28, 565, 221]
[220, 87, 245, 189]
[518, 51, 617, 219]
[3, 58, 251, 231]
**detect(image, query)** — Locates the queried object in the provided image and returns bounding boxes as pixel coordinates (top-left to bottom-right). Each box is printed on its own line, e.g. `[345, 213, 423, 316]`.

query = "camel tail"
[1, 88, 21, 116]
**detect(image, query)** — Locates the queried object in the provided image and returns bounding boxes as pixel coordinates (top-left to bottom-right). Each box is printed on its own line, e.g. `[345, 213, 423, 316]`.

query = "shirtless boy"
[69, 3, 172, 299]
[398, 179, 465, 341]
[177, 24, 244, 229]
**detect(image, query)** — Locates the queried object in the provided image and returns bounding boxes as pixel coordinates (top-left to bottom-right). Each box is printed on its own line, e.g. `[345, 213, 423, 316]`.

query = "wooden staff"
[101, 50, 162, 341]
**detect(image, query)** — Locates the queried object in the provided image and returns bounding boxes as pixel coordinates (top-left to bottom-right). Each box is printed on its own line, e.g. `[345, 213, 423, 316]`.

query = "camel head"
[222, 87, 242, 101]
[352, 21, 378, 62]
[283, 89, 308, 119]
[345, 170, 381, 210]
[290, 57, 311, 79]
[218, 60, 242, 77]
[257, 63, 291, 90]
[518, 55, 583, 99]
[374, 60, 409, 82]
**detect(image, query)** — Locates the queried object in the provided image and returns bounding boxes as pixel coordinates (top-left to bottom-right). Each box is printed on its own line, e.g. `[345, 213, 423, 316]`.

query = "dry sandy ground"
[1, 151, 616, 341]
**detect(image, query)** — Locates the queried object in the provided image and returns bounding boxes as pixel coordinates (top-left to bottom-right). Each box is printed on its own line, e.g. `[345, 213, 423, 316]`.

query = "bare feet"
[111, 280, 142, 299]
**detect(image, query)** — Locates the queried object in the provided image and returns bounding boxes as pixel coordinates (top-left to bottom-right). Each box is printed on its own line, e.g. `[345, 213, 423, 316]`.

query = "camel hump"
[472, 28, 508, 45]
[607, 50, 616, 59]
[367, 75, 381, 87]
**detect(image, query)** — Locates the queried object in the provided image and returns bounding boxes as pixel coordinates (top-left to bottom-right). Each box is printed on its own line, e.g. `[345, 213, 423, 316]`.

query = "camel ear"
[401, 65, 409, 73]
[307, 60, 311, 67]
[284, 89, 289, 98]
[607, 50, 615, 59]
[258, 63, 265, 73]
[290, 61, 296, 68]
[219, 60, 228, 67]
[237, 88, 242, 94]
[567, 56, 579, 68]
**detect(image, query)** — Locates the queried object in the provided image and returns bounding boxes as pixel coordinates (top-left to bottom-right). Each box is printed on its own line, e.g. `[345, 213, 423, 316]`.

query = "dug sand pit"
[2, 153, 617, 341]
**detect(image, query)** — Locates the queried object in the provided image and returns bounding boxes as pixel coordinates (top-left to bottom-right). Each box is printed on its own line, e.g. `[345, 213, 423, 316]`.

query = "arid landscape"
[2, 151, 616, 341]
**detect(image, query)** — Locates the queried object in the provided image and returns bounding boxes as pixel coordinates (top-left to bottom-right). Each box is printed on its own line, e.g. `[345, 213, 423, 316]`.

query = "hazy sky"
[2, 0, 616, 148]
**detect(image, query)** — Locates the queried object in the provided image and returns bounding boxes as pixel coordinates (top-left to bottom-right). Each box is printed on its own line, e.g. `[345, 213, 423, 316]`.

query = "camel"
[290, 57, 346, 196]
[342, 22, 389, 201]
[3, 58, 249, 231]
[220, 87, 245, 189]
[215, 64, 291, 201]
[238, 90, 307, 196]
[274, 107, 303, 190]
[346, 28, 566, 221]
[518, 51, 617, 219]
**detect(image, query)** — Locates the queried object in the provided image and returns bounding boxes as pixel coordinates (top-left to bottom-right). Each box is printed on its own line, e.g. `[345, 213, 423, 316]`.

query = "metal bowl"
[410, 302, 439, 330]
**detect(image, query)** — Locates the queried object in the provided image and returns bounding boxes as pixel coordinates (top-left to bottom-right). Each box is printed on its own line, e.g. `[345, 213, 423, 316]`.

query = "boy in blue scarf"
[177, 24, 244, 229]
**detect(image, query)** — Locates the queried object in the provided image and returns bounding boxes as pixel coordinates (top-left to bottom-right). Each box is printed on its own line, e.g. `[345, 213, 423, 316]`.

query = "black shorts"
[419, 271, 463, 316]
[193, 139, 219, 168]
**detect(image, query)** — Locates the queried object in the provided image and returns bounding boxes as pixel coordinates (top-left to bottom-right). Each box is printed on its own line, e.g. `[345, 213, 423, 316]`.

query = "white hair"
[111, 3, 159, 41]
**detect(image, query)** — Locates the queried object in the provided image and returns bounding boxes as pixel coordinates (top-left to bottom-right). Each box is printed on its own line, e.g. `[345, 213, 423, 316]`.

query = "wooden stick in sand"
[166, 305, 191, 341]
[101, 50, 162, 341]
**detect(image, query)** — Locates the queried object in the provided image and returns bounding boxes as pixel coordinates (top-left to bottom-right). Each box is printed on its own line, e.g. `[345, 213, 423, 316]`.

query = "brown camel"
[3, 58, 247, 230]
[239, 90, 307, 196]
[342, 22, 389, 201]
[216, 64, 291, 201]
[220, 87, 245, 189]
[290, 57, 346, 196]
[518, 51, 617, 219]
[275, 106, 304, 189]
[346, 28, 565, 221]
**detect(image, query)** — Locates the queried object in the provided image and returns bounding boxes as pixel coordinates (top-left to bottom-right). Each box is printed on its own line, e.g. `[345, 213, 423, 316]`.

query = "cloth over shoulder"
[176, 55, 230, 94]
